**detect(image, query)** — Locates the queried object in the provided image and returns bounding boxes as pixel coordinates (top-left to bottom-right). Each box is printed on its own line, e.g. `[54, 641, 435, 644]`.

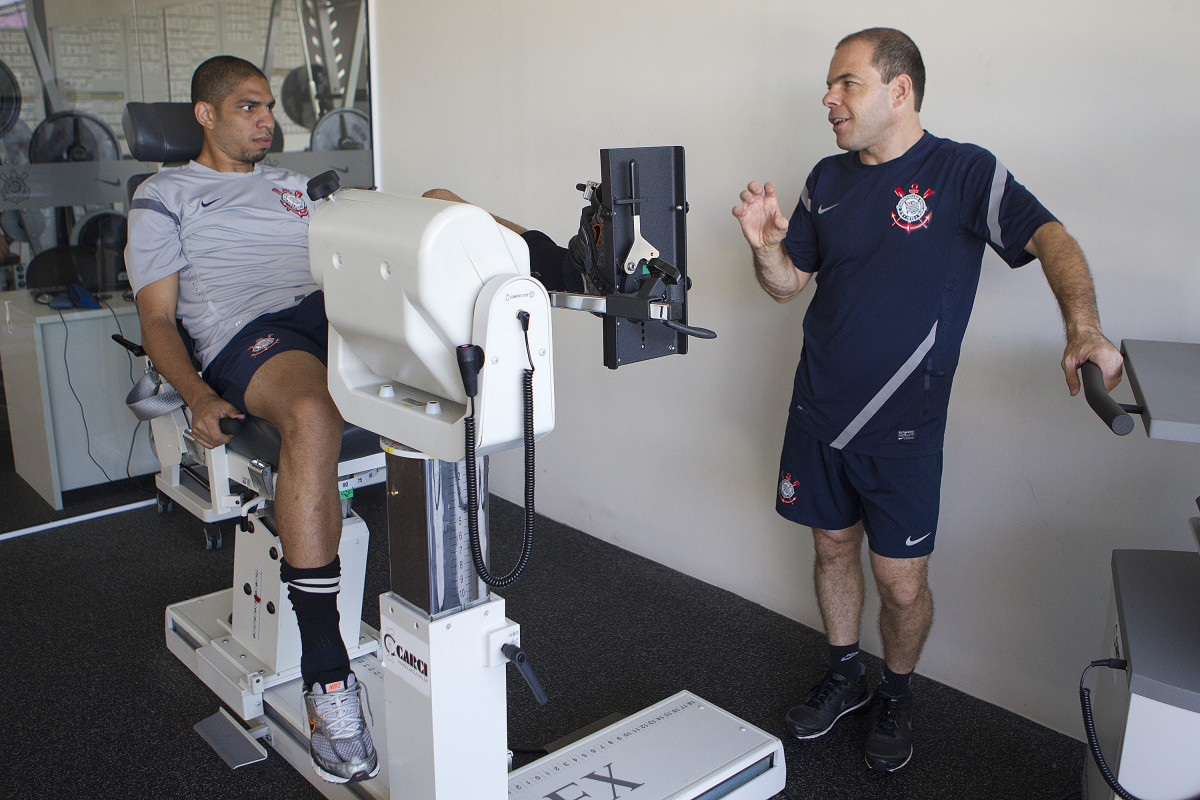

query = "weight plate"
[71, 209, 127, 249]
[0, 208, 47, 242]
[0, 59, 22, 139]
[310, 108, 370, 151]
[281, 64, 330, 131]
[28, 111, 120, 164]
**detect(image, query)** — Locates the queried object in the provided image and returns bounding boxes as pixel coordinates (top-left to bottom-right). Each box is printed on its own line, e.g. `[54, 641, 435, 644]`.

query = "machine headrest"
[122, 102, 203, 163]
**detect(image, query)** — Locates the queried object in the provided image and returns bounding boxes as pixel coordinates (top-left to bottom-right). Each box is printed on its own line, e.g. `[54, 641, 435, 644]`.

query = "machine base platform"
[165, 588, 379, 721]
[170, 596, 784, 800]
[509, 691, 785, 800]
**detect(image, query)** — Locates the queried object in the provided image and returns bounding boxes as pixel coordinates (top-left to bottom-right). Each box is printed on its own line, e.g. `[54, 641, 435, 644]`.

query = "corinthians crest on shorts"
[891, 183, 934, 232]
[248, 333, 280, 357]
[779, 471, 800, 504]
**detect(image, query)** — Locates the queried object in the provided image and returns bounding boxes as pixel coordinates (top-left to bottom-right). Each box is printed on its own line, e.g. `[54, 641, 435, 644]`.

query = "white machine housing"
[310, 191, 554, 462]
[159, 183, 784, 800]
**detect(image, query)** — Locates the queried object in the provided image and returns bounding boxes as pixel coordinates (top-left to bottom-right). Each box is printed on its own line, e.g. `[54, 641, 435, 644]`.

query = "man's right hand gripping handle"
[188, 392, 244, 450]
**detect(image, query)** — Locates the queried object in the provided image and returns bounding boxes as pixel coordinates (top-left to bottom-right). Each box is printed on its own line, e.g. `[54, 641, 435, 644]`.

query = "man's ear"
[194, 101, 216, 131]
[892, 74, 914, 110]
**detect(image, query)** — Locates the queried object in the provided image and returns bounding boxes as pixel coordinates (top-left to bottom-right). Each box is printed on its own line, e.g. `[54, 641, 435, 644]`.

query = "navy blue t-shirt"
[782, 132, 1057, 456]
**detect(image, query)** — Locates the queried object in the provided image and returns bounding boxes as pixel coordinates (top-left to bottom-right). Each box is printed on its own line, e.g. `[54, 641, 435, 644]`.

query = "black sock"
[281, 556, 350, 688]
[829, 641, 863, 679]
[879, 665, 913, 698]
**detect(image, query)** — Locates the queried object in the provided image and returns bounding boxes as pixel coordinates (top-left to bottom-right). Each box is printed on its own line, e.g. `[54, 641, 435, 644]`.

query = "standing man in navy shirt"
[733, 28, 1123, 772]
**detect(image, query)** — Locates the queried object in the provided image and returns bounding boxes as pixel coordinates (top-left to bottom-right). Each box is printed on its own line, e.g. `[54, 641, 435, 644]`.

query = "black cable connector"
[456, 344, 484, 398]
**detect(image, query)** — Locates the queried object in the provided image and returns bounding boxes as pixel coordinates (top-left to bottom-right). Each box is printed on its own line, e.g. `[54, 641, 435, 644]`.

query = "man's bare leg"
[813, 523, 866, 647]
[243, 349, 343, 566]
[244, 350, 378, 783]
[869, 551, 932, 676]
[863, 551, 929, 772]
[785, 523, 871, 738]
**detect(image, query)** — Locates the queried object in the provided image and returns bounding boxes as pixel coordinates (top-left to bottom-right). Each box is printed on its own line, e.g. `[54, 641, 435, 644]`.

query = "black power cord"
[1080, 658, 1146, 800]
[57, 308, 115, 483]
[459, 310, 538, 589]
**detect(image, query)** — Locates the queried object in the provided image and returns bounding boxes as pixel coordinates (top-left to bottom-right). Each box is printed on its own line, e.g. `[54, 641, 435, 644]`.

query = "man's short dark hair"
[838, 28, 926, 112]
[191, 56, 267, 106]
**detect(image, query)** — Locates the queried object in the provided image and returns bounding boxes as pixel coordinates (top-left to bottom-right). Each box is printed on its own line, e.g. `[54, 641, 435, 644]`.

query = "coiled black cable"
[465, 368, 536, 588]
[1080, 659, 1144, 800]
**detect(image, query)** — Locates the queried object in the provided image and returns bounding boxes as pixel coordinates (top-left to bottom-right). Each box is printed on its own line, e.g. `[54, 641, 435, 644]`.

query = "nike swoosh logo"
[201, 198, 220, 207]
[332, 166, 349, 174]
[905, 532, 932, 547]
[96, 178, 121, 186]
[817, 203, 839, 214]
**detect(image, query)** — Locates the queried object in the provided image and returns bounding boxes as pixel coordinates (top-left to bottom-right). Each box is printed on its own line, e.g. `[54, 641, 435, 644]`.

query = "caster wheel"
[203, 524, 224, 550]
[156, 491, 174, 514]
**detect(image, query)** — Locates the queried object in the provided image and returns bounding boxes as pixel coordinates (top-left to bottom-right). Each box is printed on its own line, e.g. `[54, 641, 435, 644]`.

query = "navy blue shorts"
[776, 417, 942, 558]
[201, 290, 328, 412]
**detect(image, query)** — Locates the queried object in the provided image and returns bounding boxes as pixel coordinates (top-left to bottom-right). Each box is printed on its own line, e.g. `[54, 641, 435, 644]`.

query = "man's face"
[821, 40, 898, 156]
[206, 75, 276, 166]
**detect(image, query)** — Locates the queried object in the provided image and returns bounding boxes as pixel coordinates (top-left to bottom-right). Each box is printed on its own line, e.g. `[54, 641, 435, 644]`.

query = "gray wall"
[369, 0, 1200, 736]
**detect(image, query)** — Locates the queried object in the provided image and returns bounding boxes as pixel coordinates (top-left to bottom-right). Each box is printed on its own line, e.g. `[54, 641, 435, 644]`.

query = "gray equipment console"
[1122, 339, 1200, 443]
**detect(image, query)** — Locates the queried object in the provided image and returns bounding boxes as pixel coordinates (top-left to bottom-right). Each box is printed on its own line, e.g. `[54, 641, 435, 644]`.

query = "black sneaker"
[785, 668, 870, 739]
[864, 691, 914, 772]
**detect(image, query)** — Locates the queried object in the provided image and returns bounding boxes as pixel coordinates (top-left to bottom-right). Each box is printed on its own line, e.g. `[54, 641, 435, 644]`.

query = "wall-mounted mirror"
[0, 0, 372, 292]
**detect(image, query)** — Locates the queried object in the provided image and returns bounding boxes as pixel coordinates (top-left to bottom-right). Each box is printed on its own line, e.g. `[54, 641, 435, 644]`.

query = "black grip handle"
[307, 169, 341, 201]
[111, 333, 145, 357]
[663, 319, 717, 340]
[456, 344, 485, 398]
[1081, 361, 1133, 436]
[502, 643, 549, 706]
[219, 418, 244, 435]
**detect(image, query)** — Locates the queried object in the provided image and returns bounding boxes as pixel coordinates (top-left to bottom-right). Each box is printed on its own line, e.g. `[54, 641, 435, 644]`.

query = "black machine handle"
[111, 333, 146, 358]
[111, 333, 243, 435]
[1080, 361, 1135, 436]
[307, 169, 341, 201]
[502, 643, 549, 706]
[664, 319, 717, 340]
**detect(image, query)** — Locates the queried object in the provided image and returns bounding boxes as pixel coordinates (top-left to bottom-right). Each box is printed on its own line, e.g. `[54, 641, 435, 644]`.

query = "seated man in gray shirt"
[124, 55, 376, 786]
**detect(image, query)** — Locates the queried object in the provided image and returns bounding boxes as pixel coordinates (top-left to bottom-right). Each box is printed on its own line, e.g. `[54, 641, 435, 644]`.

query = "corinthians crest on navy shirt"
[891, 183, 934, 232]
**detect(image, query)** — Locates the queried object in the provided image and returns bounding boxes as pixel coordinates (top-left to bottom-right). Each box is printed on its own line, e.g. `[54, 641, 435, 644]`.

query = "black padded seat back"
[126, 173, 153, 207]
[123, 102, 201, 207]
[226, 418, 380, 468]
[123, 102, 203, 163]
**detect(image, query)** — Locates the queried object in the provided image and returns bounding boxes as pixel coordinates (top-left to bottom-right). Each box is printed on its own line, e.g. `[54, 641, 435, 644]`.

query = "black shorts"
[776, 417, 942, 558]
[201, 291, 328, 412]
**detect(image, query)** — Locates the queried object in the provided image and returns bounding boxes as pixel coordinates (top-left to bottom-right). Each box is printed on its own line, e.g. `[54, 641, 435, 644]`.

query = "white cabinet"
[1, 289, 158, 510]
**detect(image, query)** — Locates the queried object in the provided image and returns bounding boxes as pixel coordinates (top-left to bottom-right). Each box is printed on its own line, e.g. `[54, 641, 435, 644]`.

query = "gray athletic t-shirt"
[125, 160, 318, 368]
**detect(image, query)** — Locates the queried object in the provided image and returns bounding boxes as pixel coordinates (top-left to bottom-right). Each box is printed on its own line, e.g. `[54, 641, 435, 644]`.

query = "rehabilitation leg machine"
[124, 125, 784, 799]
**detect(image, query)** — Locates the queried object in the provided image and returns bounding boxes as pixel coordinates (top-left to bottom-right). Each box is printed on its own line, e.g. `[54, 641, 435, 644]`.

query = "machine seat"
[225, 417, 381, 467]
